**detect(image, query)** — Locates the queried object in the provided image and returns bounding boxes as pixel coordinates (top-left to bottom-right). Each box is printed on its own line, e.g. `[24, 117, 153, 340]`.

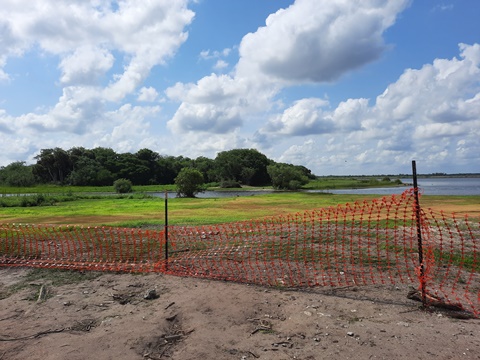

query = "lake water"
[150, 177, 480, 198]
[321, 177, 480, 196]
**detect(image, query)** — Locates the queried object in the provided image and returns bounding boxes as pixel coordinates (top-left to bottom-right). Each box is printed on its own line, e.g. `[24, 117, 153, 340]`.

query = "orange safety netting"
[1, 189, 478, 315]
[0, 225, 164, 273]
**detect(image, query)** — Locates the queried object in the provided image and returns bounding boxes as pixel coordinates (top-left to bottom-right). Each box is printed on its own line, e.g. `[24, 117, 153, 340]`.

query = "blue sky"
[0, 0, 479, 175]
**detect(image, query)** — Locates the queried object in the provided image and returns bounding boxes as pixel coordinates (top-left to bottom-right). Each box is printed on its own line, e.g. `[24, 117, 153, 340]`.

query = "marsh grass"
[302, 177, 403, 190]
[0, 186, 478, 228]
[0, 184, 176, 195]
[0, 192, 376, 226]
[0, 192, 157, 208]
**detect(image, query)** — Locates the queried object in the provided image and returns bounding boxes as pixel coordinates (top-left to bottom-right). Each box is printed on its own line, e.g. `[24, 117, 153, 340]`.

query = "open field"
[1, 191, 479, 226]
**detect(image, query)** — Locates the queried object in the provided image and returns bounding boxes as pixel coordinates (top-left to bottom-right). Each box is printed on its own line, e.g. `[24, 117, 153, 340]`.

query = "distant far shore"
[320, 173, 480, 178]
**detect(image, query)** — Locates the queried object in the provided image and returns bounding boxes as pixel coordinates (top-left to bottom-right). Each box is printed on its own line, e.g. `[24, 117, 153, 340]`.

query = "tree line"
[0, 147, 315, 190]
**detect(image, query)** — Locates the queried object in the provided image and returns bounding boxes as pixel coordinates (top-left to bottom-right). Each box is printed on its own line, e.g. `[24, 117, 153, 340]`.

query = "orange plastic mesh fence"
[0, 225, 164, 273]
[1, 189, 478, 315]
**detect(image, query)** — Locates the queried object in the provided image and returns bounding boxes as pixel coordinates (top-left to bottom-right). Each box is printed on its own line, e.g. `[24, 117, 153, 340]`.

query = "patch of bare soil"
[0, 267, 478, 360]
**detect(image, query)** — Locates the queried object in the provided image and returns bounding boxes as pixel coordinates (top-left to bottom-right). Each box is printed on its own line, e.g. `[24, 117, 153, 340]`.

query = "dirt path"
[1, 267, 479, 360]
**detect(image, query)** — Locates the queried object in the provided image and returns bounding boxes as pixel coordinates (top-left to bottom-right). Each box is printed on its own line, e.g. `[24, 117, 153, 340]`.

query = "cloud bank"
[0, 0, 478, 175]
[0, 0, 193, 161]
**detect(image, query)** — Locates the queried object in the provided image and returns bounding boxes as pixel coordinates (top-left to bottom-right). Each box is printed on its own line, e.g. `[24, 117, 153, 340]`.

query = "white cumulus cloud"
[237, 0, 410, 83]
[137, 87, 159, 102]
[167, 0, 407, 136]
[274, 43, 480, 174]
[59, 46, 114, 85]
[0, 0, 194, 164]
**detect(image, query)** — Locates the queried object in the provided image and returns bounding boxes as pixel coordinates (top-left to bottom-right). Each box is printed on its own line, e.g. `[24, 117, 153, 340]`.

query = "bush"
[204, 182, 220, 188]
[113, 178, 133, 194]
[33, 194, 46, 205]
[0, 161, 36, 187]
[18, 194, 52, 207]
[219, 179, 242, 188]
[267, 164, 309, 190]
[288, 180, 303, 190]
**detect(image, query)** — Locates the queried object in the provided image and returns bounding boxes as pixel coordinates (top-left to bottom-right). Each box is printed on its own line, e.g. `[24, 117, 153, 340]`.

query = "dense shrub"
[113, 178, 133, 193]
[0, 161, 36, 187]
[19, 194, 54, 207]
[267, 163, 309, 190]
[219, 179, 242, 188]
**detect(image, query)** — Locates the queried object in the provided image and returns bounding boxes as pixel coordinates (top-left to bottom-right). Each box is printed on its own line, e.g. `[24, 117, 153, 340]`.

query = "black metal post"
[412, 160, 426, 306]
[165, 190, 169, 270]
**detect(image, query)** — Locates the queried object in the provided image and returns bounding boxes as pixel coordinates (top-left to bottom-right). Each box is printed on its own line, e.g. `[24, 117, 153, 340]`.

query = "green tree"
[135, 148, 160, 184]
[66, 147, 115, 186]
[91, 147, 119, 179]
[294, 165, 316, 180]
[113, 178, 133, 193]
[192, 156, 216, 183]
[0, 161, 36, 186]
[156, 155, 193, 184]
[214, 149, 272, 186]
[116, 153, 150, 185]
[175, 168, 205, 198]
[33, 148, 72, 184]
[267, 163, 309, 190]
[68, 147, 94, 164]
[67, 157, 114, 186]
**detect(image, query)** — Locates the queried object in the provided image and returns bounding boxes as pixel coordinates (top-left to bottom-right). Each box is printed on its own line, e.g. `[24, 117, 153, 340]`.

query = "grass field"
[0, 189, 479, 227]
[0, 184, 177, 195]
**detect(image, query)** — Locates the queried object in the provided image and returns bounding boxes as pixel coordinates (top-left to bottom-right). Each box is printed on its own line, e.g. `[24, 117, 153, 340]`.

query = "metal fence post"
[412, 160, 426, 306]
[165, 190, 169, 271]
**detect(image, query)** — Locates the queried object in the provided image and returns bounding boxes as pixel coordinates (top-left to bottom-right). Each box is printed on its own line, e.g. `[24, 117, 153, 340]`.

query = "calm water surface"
[150, 177, 480, 198]
[322, 177, 480, 196]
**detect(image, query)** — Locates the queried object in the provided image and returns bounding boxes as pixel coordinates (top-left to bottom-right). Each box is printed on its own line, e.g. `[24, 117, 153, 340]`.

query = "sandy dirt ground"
[0, 267, 479, 360]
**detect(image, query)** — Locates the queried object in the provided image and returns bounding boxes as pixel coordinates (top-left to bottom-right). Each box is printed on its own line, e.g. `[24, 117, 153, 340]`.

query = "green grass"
[0, 192, 379, 226]
[0, 185, 478, 227]
[0, 184, 176, 195]
[433, 249, 479, 272]
[302, 177, 404, 190]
